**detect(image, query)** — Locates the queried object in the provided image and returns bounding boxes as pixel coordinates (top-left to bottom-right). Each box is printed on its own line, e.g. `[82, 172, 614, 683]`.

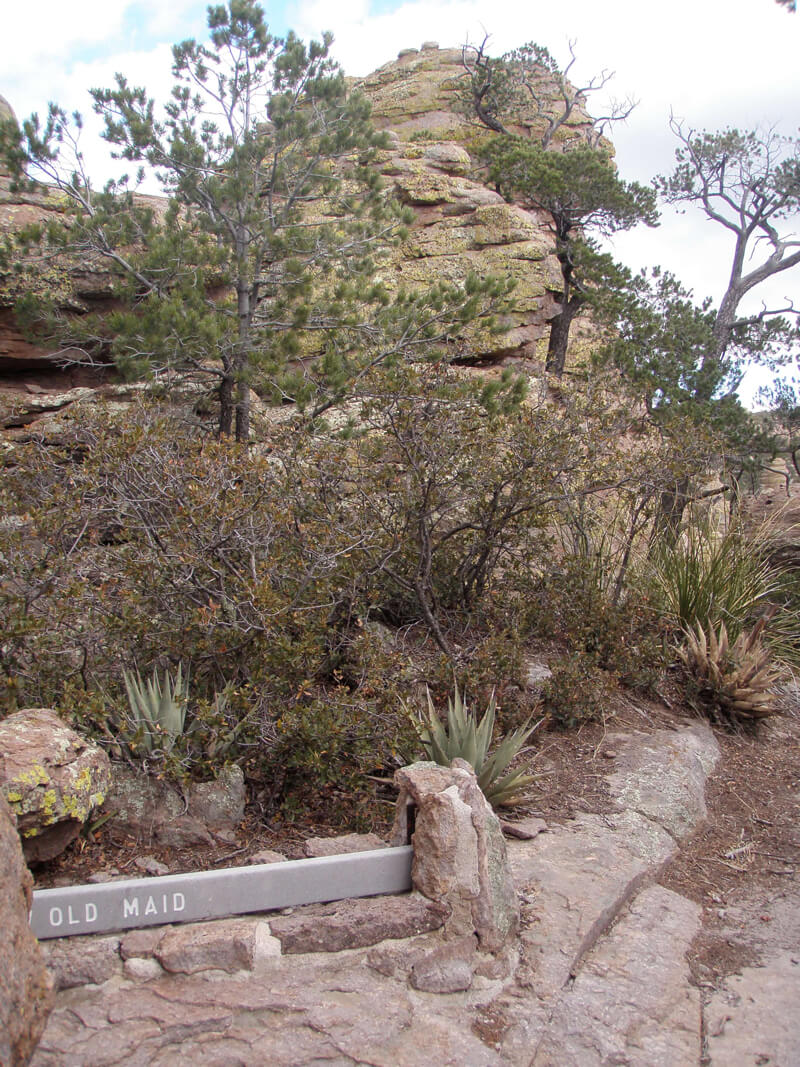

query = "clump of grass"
[651, 512, 779, 643]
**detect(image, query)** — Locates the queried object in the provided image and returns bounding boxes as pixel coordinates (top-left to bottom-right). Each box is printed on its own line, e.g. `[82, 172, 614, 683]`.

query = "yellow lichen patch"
[11, 764, 51, 789]
[40, 789, 58, 825]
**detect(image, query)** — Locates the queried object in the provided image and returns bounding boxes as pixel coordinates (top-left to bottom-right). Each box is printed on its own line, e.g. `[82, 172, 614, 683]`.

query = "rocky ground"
[27, 697, 800, 1066]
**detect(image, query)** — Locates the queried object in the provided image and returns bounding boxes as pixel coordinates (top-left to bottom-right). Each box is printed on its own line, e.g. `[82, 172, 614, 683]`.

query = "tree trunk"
[218, 374, 234, 438]
[235, 376, 250, 444]
[545, 293, 583, 377]
[650, 476, 690, 550]
[234, 276, 252, 445]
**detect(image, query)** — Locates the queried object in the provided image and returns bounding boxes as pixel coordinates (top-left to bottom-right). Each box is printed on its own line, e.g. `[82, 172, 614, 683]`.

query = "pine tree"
[0, 3, 509, 440]
[460, 37, 656, 376]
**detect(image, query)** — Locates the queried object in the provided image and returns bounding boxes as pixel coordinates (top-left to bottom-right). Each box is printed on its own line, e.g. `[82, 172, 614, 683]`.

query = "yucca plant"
[678, 615, 781, 724]
[412, 685, 540, 808]
[122, 664, 189, 754]
[651, 512, 779, 645]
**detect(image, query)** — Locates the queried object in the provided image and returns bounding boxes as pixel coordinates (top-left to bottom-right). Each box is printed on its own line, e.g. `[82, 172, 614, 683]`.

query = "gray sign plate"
[31, 845, 413, 939]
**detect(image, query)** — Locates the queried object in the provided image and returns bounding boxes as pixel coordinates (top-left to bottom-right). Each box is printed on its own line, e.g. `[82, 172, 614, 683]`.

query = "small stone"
[410, 935, 478, 993]
[269, 894, 444, 954]
[156, 918, 258, 974]
[135, 855, 169, 876]
[212, 829, 238, 846]
[303, 832, 387, 857]
[254, 922, 282, 962]
[123, 956, 164, 981]
[501, 818, 547, 840]
[120, 927, 168, 960]
[88, 870, 117, 884]
[42, 935, 121, 991]
[248, 849, 288, 865]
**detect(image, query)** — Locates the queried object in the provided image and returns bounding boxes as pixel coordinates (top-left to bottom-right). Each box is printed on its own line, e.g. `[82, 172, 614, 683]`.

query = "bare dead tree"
[460, 36, 636, 150]
[658, 119, 800, 395]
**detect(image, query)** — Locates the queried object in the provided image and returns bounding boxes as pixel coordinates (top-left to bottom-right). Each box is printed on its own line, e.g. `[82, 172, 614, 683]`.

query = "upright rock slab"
[0, 794, 54, 1065]
[391, 759, 519, 952]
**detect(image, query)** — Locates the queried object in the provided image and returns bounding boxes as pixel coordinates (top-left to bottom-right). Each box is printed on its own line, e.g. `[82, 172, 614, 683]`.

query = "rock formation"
[390, 758, 520, 954]
[0, 44, 575, 432]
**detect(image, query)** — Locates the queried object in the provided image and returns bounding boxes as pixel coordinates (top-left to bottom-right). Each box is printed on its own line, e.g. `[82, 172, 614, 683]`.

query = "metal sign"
[30, 845, 413, 940]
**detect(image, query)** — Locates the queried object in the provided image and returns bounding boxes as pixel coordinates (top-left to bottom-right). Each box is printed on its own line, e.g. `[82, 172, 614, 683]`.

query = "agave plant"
[122, 664, 189, 754]
[678, 616, 781, 723]
[412, 685, 540, 808]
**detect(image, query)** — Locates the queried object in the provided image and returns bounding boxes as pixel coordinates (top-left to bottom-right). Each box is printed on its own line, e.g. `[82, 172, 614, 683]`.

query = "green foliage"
[0, 3, 512, 441]
[541, 653, 617, 730]
[121, 664, 189, 754]
[599, 267, 772, 449]
[481, 139, 658, 237]
[527, 559, 668, 693]
[478, 136, 656, 376]
[650, 511, 781, 643]
[270, 687, 415, 825]
[412, 685, 539, 808]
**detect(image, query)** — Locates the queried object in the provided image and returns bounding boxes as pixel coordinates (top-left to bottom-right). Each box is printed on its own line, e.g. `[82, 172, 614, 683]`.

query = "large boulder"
[0, 793, 54, 1064]
[0, 708, 112, 863]
[106, 763, 245, 848]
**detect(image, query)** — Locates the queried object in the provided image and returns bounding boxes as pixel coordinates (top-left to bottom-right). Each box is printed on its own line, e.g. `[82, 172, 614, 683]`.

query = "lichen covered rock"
[0, 708, 111, 863]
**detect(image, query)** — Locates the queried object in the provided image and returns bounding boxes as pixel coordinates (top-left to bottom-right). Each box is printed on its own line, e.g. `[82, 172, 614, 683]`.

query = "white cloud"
[2, 1, 129, 75]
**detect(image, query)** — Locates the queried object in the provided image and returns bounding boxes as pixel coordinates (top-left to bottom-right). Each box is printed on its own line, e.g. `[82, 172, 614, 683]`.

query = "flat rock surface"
[706, 952, 800, 1066]
[607, 723, 721, 840]
[30, 722, 734, 1065]
[507, 810, 676, 995]
[530, 886, 702, 1066]
[32, 950, 505, 1067]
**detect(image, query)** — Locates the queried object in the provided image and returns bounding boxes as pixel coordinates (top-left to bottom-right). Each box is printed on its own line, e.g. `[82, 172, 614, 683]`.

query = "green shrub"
[267, 688, 416, 826]
[526, 558, 668, 693]
[541, 652, 617, 729]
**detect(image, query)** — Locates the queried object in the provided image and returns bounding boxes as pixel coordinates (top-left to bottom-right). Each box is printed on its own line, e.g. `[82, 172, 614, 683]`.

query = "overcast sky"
[2, 0, 798, 401]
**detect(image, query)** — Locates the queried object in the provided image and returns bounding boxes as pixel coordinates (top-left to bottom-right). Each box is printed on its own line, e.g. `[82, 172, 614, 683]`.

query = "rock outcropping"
[0, 44, 571, 431]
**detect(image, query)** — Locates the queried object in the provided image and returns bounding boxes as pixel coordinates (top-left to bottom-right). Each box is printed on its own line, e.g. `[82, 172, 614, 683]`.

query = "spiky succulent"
[122, 664, 189, 753]
[412, 685, 540, 808]
[678, 616, 780, 723]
